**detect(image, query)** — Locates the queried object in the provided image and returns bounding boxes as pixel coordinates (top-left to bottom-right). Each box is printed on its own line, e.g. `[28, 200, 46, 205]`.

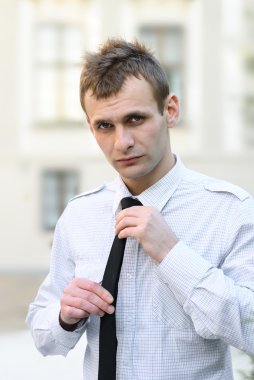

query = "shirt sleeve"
[157, 197, 254, 354]
[26, 212, 87, 357]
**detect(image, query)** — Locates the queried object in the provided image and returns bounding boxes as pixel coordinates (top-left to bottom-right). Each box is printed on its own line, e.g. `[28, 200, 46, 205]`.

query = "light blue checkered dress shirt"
[27, 156, 254, 379]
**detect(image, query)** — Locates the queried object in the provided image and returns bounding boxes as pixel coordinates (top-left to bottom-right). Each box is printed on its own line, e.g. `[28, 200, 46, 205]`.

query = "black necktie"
[98, 197, 142, 380]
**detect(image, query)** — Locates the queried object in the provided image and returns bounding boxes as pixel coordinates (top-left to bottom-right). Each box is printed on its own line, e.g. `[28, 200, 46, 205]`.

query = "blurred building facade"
[0, 0, 254, 272]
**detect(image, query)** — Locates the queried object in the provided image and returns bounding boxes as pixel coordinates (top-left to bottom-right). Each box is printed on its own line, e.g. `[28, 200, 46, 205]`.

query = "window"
[139, 26, 185, 120]
[34, 23, 84, 128]
[42, 170, 79, 230]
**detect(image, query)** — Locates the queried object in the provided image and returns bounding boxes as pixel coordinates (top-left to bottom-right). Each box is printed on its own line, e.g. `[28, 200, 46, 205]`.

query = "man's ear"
[165, 94, 180, 128]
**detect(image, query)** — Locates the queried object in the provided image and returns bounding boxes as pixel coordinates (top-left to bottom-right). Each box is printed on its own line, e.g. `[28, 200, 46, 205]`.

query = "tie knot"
[121, 197, 142, 209]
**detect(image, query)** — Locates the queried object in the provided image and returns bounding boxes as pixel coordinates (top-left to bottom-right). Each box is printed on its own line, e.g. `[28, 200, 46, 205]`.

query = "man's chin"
[117, 169, 148, 181]
[112, 160, 151, 180]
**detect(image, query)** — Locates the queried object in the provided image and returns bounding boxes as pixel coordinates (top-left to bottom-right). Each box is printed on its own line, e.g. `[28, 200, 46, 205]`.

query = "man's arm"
[26, 215, 114, 357]
[116, 200, 254, 354]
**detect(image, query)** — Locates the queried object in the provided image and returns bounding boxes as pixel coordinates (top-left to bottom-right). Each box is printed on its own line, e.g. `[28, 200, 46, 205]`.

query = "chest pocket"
[75, 257, 106, 284]
[152, 270, 193, 329]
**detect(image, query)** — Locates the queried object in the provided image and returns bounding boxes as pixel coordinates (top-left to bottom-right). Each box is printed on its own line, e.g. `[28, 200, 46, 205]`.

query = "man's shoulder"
[57, 179, 118, 229]
[184, 169, 251, 202]
[68, 178, 118, 204]
[203, 179, 251, 202]
[69, 184, 106, 202]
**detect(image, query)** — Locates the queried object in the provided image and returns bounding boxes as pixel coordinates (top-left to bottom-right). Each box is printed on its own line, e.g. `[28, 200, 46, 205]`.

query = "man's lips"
[116, 155, 143, 163]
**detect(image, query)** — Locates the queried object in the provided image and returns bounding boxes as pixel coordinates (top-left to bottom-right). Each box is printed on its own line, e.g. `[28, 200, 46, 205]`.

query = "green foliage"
[238, 355, 254, 380]
[238, 314, 254, 379]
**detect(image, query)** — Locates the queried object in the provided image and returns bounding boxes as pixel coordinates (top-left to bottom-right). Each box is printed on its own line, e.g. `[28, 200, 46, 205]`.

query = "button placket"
[118, 237, 138, 368]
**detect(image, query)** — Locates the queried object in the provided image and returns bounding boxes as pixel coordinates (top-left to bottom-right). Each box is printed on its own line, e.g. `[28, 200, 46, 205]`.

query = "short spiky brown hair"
[80, 38, 169, 114]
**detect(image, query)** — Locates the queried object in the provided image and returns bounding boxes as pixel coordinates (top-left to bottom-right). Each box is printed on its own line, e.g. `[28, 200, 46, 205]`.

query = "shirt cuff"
[59, 313, 88, 331]
[49, 303, 88, 351]
[157, 241, 213, 306]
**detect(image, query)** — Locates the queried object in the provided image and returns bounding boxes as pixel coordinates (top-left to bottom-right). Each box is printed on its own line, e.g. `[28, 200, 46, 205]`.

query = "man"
[27, 38, 254, 379]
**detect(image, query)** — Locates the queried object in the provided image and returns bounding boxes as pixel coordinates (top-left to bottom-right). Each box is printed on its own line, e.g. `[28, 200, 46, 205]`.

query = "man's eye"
[98, 122, 112, 129]
[129, 115, 143, 123]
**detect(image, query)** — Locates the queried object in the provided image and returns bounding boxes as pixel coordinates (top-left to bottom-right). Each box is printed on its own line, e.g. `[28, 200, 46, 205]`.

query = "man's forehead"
[84, 76, 156, 115]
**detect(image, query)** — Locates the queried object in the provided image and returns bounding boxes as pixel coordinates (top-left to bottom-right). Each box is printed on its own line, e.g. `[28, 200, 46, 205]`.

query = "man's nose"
[114, 127, 134, 151]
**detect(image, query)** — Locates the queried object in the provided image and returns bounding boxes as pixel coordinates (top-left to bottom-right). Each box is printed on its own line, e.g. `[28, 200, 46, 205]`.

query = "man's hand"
[60, 278, 115, 325]
[115, 206, 178, 263]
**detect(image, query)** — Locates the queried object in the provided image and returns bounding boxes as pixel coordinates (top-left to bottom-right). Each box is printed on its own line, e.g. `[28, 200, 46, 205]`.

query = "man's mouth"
[116, 155, 143, 163]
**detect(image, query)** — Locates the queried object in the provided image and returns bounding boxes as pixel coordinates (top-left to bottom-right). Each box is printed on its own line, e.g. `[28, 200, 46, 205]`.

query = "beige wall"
[0, 0, 253, 272]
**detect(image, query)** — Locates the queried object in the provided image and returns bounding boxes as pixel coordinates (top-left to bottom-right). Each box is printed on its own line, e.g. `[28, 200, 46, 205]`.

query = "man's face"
[85, 76, 179, 194]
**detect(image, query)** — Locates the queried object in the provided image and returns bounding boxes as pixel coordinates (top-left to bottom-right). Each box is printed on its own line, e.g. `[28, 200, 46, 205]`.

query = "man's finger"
[115, 216, 138, 235]
[73, 278, 114, 303]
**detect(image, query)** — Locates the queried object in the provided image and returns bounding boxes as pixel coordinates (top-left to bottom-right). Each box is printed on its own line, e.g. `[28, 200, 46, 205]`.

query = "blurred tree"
[239, 314, 254, 380]
[239, 356, 254, 380]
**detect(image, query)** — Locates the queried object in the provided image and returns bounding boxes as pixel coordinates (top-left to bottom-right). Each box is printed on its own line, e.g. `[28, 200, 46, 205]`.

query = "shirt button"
[126, 273, 133, 279]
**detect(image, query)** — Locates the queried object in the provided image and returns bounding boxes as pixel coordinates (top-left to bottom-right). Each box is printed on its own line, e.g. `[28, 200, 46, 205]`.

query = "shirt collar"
[112, 154, 185, 215]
